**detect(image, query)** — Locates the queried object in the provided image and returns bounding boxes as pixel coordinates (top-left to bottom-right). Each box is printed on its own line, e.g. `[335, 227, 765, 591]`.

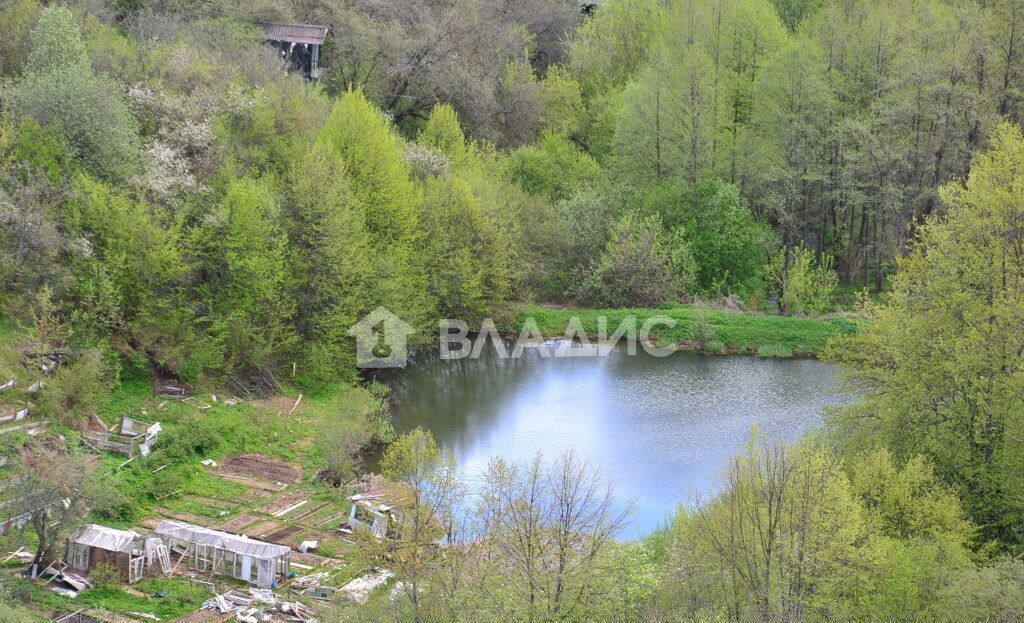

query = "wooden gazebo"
[260, 22, 328, 80]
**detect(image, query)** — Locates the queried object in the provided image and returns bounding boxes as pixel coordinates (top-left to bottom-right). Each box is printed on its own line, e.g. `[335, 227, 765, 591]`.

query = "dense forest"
[1, 0, 1024, 620]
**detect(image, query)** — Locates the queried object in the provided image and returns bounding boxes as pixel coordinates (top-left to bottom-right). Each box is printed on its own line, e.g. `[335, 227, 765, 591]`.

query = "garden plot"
[259, 490, 310, 516]
[219, 454, 302, 484]
[245, 520, 283, 538]
[215, 513, 262, 532]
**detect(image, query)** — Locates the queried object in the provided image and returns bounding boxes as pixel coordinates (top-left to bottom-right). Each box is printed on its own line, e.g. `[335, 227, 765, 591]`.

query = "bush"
[35, 348, 112, 426]
[689, 313, 716, 349]
[588, 211, 695, 307]
[636, 178, 776, 298]
[771, 245, 837, 315]
[90, 562, 120, 588]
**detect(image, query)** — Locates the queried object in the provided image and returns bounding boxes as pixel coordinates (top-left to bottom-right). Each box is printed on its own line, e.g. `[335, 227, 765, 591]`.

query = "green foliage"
[286, 141, 371, 380]
[636, 178, 776, 297]
[0, 0, 40, 78]
[507, 132, 603, 202]
[89, 563, 119, 589]
[315, 89, 433, 333]
[417, 104, 468, 163]
[35, 348, 112, 426]
[24, 6, 88, 73]
[420, 176, 492, 319]
[588, 211, 694, 307]
[771, 245, 838, 315]
[8, 116, 70, 185]
[826, 123, 1024, 546]
[848, 449, 973, 543]
[202, 176, 295, 371]
[7, 7, 138, 180]
[64, 176, 182, 336]
[569, 0, 667, 97]
[318, 90, 418, 245]
[755, 344, 793, 358]
[512, 304, 856, 355]
[537, 65, 584, 137]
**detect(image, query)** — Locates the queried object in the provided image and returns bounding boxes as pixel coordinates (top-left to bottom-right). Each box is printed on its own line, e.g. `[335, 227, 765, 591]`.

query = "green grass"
[82, 379, 381, 528]
[504, 305, 858, 357]
[18, 577, 208, 620]
[756, 344, 795, 358]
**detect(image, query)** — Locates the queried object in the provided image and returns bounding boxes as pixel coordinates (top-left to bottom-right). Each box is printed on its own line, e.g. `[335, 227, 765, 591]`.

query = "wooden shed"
[259, 22, 328, 80]
[65, 524, 171, 584]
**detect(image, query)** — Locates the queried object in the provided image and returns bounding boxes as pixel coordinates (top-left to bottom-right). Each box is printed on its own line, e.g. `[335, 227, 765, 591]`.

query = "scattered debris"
[2, 547, 31, 563]
[224, 397, 243, 406]
[81, 414, 161, 458]
[338, 569, 394, 604]
[183, 397, 212, 410]
[0, 378, 15, 392]
[201, 459, 218, 467]
[228, 370, 281, 400]
[201, 588, 314, 623]
[154, 375, 190, 398]
[291, 572, 331, 590]
[286, 395, 302, 417]
[53, 610, 104, 623]
[297, 541, 317, 554]
[0, 407, 29, 425]
[343, 490, 396, 539]
[21, 350, 70, 375]
[272, 500, 307, 518]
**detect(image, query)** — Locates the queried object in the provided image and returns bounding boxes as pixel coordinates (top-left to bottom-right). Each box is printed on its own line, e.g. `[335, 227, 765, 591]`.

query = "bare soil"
[219, 454, 302, 484]
[259, 490, 310, 515]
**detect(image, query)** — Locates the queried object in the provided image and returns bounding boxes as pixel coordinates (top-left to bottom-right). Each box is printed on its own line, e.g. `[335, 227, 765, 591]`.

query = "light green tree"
[202, 177, 294, 372]
[826, 123, 1024, 545]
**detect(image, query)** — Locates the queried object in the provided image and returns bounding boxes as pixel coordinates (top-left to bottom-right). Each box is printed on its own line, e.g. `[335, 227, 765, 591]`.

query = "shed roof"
[155, 520, 290, 559]
[70, 524, 142, 553]
[259, 23, 328, 45]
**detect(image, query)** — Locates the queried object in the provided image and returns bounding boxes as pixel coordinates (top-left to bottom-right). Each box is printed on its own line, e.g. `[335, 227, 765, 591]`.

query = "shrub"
[588, 211, 695, 307]
[90, 563, 120, 588]
[771, 245, 838, 315]
[689, 313, 716, 349]
[35, 348, 112, 426]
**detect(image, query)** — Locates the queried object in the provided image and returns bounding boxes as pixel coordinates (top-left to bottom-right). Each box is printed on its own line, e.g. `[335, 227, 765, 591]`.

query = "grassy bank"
[505, 305, 858, 357]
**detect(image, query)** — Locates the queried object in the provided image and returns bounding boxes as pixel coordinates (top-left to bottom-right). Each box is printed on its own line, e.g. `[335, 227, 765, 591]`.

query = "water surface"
[381, 341, 844, 539]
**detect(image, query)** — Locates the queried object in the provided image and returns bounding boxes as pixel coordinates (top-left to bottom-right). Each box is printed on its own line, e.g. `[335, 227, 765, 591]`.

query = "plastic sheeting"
[69, 524, 142, 554]
[155, 520, 291, 559]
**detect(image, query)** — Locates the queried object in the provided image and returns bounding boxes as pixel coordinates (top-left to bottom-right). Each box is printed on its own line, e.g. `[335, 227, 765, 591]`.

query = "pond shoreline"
[495, 305, 858, 359]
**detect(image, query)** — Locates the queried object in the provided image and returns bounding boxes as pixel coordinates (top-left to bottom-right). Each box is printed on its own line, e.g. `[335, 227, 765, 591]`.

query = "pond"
[378, 340, 846, 539]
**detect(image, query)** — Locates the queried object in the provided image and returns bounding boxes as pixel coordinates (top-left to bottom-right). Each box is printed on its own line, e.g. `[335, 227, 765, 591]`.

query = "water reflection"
[376, 340, 845, 539]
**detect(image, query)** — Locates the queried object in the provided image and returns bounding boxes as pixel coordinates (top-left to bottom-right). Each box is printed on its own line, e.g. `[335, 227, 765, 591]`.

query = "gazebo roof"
[259, 22, 328, 46]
